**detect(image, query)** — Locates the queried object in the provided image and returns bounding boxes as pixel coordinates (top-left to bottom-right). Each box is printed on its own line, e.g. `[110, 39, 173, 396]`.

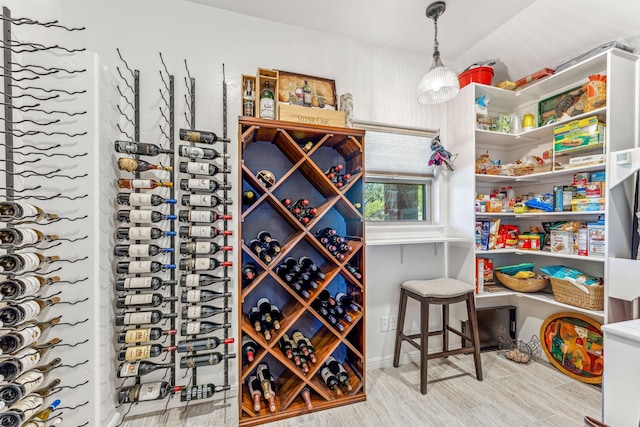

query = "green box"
[553, 116, 605, 153]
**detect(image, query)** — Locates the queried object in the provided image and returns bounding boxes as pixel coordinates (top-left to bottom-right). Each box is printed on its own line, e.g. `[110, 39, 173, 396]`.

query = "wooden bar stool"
[392, 278, 483, 394]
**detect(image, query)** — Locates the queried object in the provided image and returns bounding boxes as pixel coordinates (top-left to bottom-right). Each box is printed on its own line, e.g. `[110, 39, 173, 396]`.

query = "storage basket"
[495, 271, 550, 293]
[549, 277, 604, 310]
[458, 66, 494, 88]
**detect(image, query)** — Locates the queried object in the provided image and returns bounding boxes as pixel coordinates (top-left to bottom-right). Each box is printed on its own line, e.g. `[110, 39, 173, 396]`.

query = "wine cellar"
[238, 117, 366, 425]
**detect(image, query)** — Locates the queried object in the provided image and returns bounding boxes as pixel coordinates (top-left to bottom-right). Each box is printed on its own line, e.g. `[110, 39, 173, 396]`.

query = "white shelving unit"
[446, 48, 640, 341]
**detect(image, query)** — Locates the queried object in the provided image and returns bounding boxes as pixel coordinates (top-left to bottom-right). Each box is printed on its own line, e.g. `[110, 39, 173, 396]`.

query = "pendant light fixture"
[417, 1, 459, 105]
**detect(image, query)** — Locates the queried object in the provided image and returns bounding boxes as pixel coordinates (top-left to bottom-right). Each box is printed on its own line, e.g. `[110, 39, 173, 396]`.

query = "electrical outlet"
[380, 316, 389, 332]
[390, 315, 398, 330]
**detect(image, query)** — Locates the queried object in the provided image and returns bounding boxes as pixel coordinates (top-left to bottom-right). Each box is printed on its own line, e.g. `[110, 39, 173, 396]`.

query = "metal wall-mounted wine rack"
[0, 6, 92, 426]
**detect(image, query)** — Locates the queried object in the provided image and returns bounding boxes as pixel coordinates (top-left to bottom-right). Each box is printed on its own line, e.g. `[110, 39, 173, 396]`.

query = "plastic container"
[458, 66, 494, 89]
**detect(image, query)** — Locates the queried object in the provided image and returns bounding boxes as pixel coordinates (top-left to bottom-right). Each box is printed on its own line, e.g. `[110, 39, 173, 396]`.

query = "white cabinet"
[446, 48, 640, 339]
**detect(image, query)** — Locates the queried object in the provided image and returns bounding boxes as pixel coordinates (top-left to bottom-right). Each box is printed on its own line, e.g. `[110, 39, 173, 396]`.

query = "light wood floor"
[122, 352, 602, 426]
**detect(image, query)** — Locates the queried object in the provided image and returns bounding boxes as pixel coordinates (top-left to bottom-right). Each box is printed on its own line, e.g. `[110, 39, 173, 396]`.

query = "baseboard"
[366, 350, 422, 370]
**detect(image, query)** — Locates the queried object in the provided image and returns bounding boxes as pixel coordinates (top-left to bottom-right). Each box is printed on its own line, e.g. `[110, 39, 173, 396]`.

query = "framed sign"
[540, 312, 603, 384]
[276, 70, 338, 110]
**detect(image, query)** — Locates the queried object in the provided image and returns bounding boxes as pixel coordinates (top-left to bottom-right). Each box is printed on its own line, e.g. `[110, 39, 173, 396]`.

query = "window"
[357, 122, 437, 224]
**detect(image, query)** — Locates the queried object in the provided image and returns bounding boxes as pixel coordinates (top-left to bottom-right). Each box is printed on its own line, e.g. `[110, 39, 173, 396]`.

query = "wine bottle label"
[14, 325, 42, 349]
[116, 141, 138, 153]
[17, 202, 39, 219]
[21, 277, 42, 298]
[180, 146, 204, 158]
[128, 244, 151, 257]
[320, 366, 334, 383]
[137, 382, 163, 401]
[9, 394, 43, 418]
[124, 294, 154, 306]
[128, 193, 153, 206]
[186, 162, 209, 175]
[187, 211, 210, 223]
[15, 370, 44, 395]
[123, 277, 153, 289]
[125, 328, 150, 343]
[260, 98, 275, 119]
[185, 290, 201, 303]
[129, 210, 153, 224]
[119, 361, 140, 377]
[194, 242, 211, 254]
[124, 312, 152, 325]
[132, 179, 153, 188]
[184, 274, 200, 287]
[194, 258, 210, 270]
[125, 345, 151, 360]
[127, 261, 153, 273]
[188, 195, 212, 207]
[187, 306, 202, 319]
[17, 228, 39, 245]
[189, 226, 211, 238]
[185, 322, 201, 335]
[187, 179, 210, 190]
[128, 227, 152, 240]
[13, 348, 40, 372]
[20, 300, 42, 323]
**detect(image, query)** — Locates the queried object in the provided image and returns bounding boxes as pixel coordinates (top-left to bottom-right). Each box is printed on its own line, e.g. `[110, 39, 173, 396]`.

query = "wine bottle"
[282, 257, 301, 274]
[0, 202, 58, 223]
[257, 298, 272, 323]
[291, 331, 310, 358]
[179, 161, 230, 176]
[242, 190, 257, 206]
[336, 292, 360, 312]
[345, 263, 362, 280]
[0, 370, 45, 408]
[179, 351, 236, 369]
[327, 356, 352, 391]
[116, 210, 177, 224]
[179, 178, 231, 192]
[243, 79, 255, 117]
[300, 386, 313, 410]
[302, 79, 312, 107]
[117, 360, 174, 378]
[27, 398, 61, 424]
[320, 364, 342, 395]
[0, 298, 60, 328]
[266, 376, 277, 412]
[242, 335, 258, 363]
[179, 241, 232, 255]
[181, 194, 232, 208]
[114, 140, 172, 157]
[0, 317, 60, 354]
[178, 210, 231, 223]
[179, 128, 230, 144]
[278, 334, 294, 361]
[116, 328, 177, 344]
[0, 276, 59, 302]
[257, 251, 272, 265]
[180, 383, 230, 402]
[180, 289, 231, 303]
[242, 263, 258, 285]
[179, 225, 232, 239]
[118, 157, 173, 173]
[115, 260, 176, 274]
[116, 193, 177, 207]
[266, 240, 281, 257]
[117, 344, 177, 361]
[117, 381, 183, 404]
[180, 320, 231, 336]
[257, 231, 272, 243]
[180, 305, 231, 320]
[179, 145, 229, 160]
[115, 294, 178, 309]
[270, 305, 282, 330]
[113, 244, 174, 258]
[0, 253, 60, 275]
[178, 258, 232, 271]
[246, 375, 262, 412]
[249, 239, 264, 254]
[255, 363, 273, 399]
[179, 274, 230, 287]
[117, 178, 173, 190]
[303, 337, 317, 364]
[0, 228, 58, 248]
[324, 164, 343, 179]
[259, 81, 275, 120]
[115, 310, 178, 326]
[248, 307, 262, 333]
[116, 226, 176, 241]
[317, 290, 336, 306]
[1, 394, 45, 425]
[115, 276, 176, 291]
[0, 344, 56, 382]
[177, 336, 234, 353]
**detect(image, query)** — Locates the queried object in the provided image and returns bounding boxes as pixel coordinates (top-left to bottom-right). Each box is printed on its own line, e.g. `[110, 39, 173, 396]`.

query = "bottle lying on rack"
[180, 289, 231, 303]
[116, 327, 177, 344]
[326, 356, 352, 391]
[336, 292, 360, 312]
[117, 381, 182, 404]
[115, 276, 177, 291]
[179, 273, 230, 287]
[0, 253, 60, 275]
[115, 294, 178, 309]
[0, 396, 59, 427]
[117, 178, 173, 190]
[246, 375, 263, 412]
[180, 383, 231, 402]
[181, 320, 231, 336]
[180, 241, 232, 255]
[0, 276, 59, 301]
[298, 256, 325, 280]
[116, 210, 177, 224]
[0, 370, 47, 408]
[118, 157, 173, 173]
[116, 193, 177, 207]
[178, 210, 231, 224]
[178, 258, 232, 271]
[0, 298, 60, 328]
[179, 145, 229, 160]
[179, 161, 230, 176]
[291, 330, 317, 364]
[300, 386, 313, 410]
[345, 262, 362, 280]
[0, 343, 57, 383]
[0, 202, 58, 223]
[255, 362, 276, 412]
[311, 300, 345, 332]
[117, 360, 174, 378]
[117, 343, 177, 361]
[115, 260, 176, 274]
[319, 363, 342, 395]
[243, 190, 257, 206]
[179, 128, 230, 144]
[114, 244, 174, 258]
[242, 263, 258, 285]
[324, 164, 343, 180]
[179, 351, 236, 369]
[179, 178, 231, 192]
[332, 173, 351, 188]
[181, 194, 232, 208]
[0, 228, 58, 248]
[115, 310, 178, 326]
[114, 140, 172, 157]
[177, 336, 234, 353]
[116, 226, 176, 241]
[0, 316, 60, 355]
[180, 305, 231, 320]
[242, 336, 258, 363]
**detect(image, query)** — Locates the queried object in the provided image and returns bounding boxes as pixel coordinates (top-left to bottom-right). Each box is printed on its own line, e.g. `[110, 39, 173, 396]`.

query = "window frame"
[364, 173, 432, 224]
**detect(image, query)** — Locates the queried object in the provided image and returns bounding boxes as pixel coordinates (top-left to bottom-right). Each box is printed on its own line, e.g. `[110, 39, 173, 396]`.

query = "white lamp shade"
[417, 63, 460, 105]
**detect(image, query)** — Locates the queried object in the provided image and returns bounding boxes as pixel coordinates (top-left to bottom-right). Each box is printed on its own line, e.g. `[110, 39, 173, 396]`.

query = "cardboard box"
[553, 185, 576, 212]
[475, 257, 494, 294]
[588, 221, 605, 257]
[476, 220, 491, 251]
[589, 171, 606, 182]
[577, 227, 588, 256]
[571, 197, 605, 211]
[278, 104, 346, 127]
[585, 182, 604, 197]
[515, 67, 555, 88]
[553, 116, 605, 153]
[550, 229, 574, 254]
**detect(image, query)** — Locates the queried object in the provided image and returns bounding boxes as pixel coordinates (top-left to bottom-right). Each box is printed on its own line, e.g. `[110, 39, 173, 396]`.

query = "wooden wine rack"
[238, 117, 366, 426]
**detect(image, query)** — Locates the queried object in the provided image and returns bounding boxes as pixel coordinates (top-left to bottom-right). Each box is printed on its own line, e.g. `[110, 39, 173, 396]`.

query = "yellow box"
[553, 116, 605, 153]
[278, 104, 346, 127]
[570, 197, 605, 211]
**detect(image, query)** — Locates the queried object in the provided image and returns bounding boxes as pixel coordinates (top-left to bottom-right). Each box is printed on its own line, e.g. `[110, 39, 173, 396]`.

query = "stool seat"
[401, 278, 474, 298]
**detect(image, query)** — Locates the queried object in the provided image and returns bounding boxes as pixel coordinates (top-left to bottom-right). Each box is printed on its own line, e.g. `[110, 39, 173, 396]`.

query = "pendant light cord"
[432, 16, 440, 60]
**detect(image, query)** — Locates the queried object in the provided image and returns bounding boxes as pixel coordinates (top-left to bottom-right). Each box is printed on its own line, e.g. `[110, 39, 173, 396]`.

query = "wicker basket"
[495, 271, 550, 293]
[549, 277, 604, 310]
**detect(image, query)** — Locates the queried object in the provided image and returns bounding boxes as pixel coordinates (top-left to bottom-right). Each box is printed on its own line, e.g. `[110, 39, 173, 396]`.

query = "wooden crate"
[278, 104, 346, 128]
[257, 68, 278, 119]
